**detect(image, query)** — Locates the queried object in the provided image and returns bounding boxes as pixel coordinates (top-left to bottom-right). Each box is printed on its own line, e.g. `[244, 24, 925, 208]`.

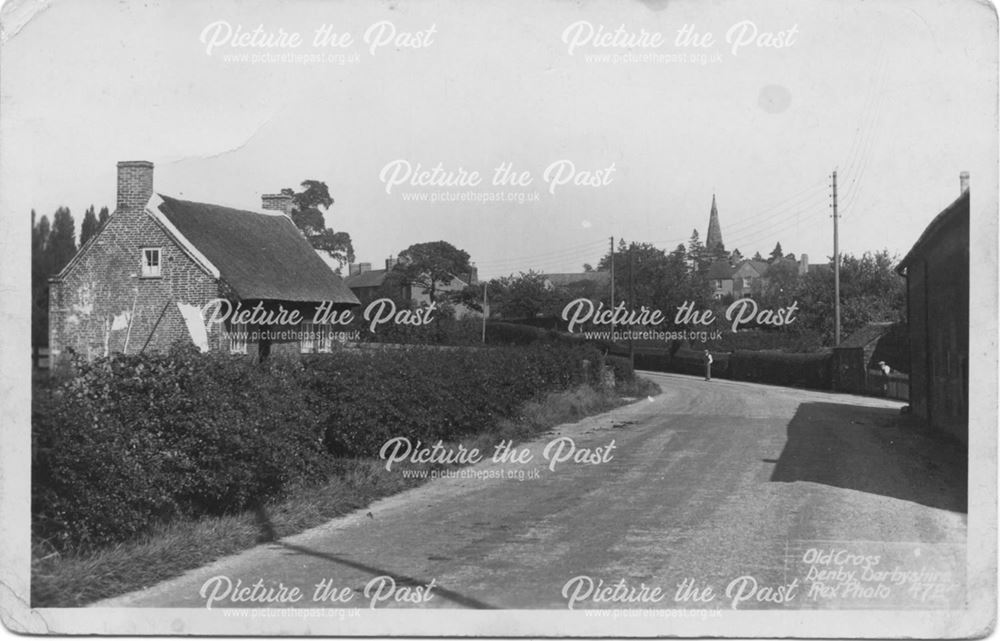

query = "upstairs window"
[141, 248, 161, 278]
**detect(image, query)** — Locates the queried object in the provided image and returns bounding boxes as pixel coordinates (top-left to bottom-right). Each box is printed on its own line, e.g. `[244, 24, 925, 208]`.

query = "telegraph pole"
[628, 243, 635, 367]
[832, 170, 841, 346]
[609, 236, 615, 339]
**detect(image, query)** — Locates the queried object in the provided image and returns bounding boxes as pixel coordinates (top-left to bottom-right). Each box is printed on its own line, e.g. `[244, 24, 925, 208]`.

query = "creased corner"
[0, 0, 52, 46]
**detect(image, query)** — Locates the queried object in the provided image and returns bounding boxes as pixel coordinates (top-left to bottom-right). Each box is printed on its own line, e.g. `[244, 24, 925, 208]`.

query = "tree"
[395, 241, 472, 303]
[49, 207, 77, 272]
[98, 206, 110, 229]
[794, 250, 905, 344]
[762, 258, 800, 307]
[80, 205, 99, 246]
[487, 271, 558, 319]
[769, 242, 784, 263]
[752, 251, 764, 262]
[282, 180, 354, 271]
[597, 240, 711, 314]
[730, 248, 744, 264]
[283, 179, 334, 213]
[687, 229, 710, 273]
[31, 211, 49, 349]
[582, 263, 594, 272]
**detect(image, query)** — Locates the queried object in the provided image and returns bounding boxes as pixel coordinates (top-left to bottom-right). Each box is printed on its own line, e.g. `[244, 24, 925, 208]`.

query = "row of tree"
[31, 206, 110, 348]
[453, 231, 905, 348]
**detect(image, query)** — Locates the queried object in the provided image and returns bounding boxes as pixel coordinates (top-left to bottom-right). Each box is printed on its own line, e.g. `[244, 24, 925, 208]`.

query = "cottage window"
[141, 248, 161, 278]
[317, 324, 334, 353]
[228, 322, 248, 354]
[300, 322, 315, 354]
[299, 322, 334, 354]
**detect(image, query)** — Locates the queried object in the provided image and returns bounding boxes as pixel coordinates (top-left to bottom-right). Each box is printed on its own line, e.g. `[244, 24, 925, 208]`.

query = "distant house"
[344, 258, 480, 317]
[733, 260, 771, 298]
[48, 161, 360, 363]
[541, 271, 611, 296]
[707, 260, 734, 300]
[896, 174, 970, 442]
[706, 257, 808, 300]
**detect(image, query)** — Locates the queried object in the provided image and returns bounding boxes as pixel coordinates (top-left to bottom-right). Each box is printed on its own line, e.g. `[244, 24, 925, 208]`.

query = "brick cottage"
[48, 161, 360, 363]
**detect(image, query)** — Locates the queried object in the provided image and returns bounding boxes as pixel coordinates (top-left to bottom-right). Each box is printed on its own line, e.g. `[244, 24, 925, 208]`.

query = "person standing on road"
[878, 360, 891, 396]
[704, 349, 713, 381]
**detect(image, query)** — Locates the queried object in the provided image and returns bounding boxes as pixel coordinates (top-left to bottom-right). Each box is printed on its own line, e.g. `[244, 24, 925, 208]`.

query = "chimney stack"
[358, 262, 372, 274]
[798, 253, 809, 275]
[116, 161, 154, 213]
[385, 255, 398, 270]
[959, 171, 969, 194]
[261, 193, 294, 217]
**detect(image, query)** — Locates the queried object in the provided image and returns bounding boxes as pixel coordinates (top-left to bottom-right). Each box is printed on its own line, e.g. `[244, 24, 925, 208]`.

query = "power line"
[474, 238, 607, 267]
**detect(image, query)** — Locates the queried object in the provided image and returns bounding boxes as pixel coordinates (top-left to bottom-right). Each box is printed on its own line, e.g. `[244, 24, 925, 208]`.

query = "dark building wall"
[905, 209, 969, 442]
[48, 206, 225, 363]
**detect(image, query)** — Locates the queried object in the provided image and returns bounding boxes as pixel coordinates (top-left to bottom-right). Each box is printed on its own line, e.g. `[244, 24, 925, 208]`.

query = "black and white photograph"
[0, 0, 996, 637]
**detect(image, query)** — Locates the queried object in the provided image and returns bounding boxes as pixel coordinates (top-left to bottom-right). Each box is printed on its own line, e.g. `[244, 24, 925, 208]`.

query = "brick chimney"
[261, 193, 294, 217]
[385, 255, 398, 270]
[358, 262, 372, 274]
[798, 253, 809, 275]
[116, 161, 154, 213]
[960, 171, 969, 194]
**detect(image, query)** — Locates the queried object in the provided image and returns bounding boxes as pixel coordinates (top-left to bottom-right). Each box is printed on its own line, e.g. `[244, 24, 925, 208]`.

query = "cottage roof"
[896, 189, 970, 274]
[156, 195, 359, 304]
[706, 260, 734, 280]
[543, 271, 611, 288]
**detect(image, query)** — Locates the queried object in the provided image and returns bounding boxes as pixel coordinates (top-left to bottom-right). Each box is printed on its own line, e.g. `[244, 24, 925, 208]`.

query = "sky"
[1, 0, 996, 280]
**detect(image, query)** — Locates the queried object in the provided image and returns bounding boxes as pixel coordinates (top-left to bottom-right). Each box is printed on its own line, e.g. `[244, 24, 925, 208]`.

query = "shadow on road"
[250, 504, 497, 609]
[277, 541, 499, 609]
[770, 402, 967, 513]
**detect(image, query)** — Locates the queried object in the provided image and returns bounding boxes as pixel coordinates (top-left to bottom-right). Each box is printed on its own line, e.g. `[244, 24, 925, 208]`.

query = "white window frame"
[141, 247, 162, 278]
[317, 323, 334, 353]
[228, 322, 248, 355]
[300, 321, 316, 354]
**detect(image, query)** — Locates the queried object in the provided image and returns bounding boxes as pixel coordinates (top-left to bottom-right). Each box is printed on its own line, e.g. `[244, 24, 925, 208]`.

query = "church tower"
[706, 194, 724, 252]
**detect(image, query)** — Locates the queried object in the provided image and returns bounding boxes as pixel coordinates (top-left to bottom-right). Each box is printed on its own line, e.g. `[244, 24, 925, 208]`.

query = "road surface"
[96, 372, 967, 611]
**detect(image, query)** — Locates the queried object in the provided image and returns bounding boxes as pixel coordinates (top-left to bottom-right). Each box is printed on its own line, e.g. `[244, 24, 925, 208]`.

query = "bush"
[301, 343, 602, 457]
[631, 345, 832, 390]
[704, 328, 825, 353]
[605, 355, 635, 383]
[32, 341, 607, 550]
[728, 350, 831, 389]
[32, 345, 327, 550]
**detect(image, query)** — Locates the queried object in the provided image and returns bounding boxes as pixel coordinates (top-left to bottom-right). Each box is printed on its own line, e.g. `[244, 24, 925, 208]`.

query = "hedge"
[634, 346, 832, 390]
[300, 342, 602, 457]
[32, 341, 603, 550]
[32, 346, 326, 550]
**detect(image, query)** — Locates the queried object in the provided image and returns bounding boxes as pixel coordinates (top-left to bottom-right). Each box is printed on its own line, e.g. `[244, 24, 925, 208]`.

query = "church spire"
[706, 194, 724, 252]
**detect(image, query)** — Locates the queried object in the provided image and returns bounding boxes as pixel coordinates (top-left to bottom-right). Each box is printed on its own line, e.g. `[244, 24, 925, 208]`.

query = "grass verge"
[31, 376, 661, 607]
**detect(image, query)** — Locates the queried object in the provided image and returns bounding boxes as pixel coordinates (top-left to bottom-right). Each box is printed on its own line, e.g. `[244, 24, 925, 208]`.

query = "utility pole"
[832, 170, 841, 346]
[609, 236, 615, 340]
[628, 243, 635, 367]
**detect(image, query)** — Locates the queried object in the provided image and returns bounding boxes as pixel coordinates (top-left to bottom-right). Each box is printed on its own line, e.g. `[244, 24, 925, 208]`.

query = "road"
[96, 372, 967, 611]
